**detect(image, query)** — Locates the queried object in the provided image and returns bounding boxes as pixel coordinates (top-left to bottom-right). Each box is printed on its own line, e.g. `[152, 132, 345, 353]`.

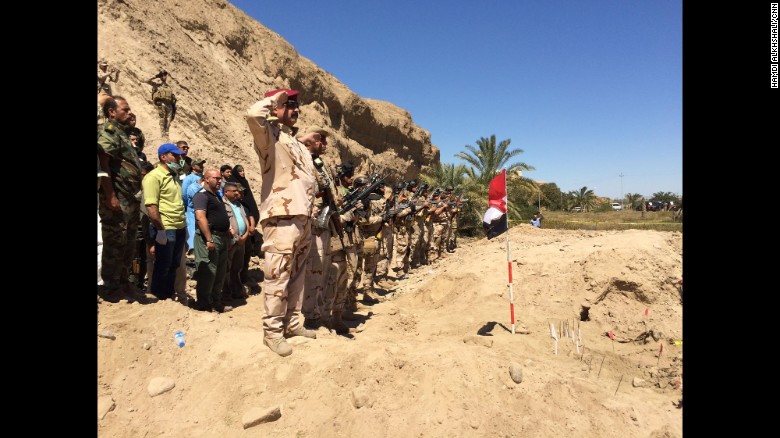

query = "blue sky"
[228, 0, 682, 200]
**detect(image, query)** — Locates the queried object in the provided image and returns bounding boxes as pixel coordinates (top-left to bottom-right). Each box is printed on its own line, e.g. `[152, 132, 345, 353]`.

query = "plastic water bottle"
[174, 331, 185, 348]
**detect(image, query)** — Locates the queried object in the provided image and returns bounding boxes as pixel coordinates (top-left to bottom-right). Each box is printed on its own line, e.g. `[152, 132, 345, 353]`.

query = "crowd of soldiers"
[97, 68, 464, 357]
[298, 157, 466, 337]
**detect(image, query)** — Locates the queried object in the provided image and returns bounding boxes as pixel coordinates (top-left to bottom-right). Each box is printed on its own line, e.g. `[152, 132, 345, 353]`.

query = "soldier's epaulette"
[103, 123, 116, 133]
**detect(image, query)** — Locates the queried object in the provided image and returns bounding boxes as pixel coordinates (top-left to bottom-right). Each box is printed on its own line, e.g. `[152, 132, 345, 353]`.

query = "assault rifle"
[312, 159, 346, 244]
[446, 198, 469, 207]
[385, 198, 431, 217]
[383, 201, 413, 223]
[338, 174, 387, 215]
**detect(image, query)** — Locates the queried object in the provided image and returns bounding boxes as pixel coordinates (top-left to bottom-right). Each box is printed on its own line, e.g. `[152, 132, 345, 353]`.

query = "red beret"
[263, 88, 299, 100]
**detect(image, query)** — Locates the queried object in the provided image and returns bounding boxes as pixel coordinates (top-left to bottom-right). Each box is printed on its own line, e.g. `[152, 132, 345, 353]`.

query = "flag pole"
[504, 168, 515, 334]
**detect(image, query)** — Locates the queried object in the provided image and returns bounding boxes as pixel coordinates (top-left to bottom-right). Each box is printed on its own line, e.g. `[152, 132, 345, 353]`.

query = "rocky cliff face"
[98, 0, 439, 190]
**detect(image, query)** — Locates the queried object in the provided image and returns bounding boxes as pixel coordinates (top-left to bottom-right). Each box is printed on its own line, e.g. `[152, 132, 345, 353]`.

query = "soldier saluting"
[246, 88, 318, 357]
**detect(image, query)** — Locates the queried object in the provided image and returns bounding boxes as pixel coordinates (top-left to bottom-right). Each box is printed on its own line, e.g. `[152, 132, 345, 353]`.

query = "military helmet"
[338, 161, 355, 178]
[393, 182, 405, 193]
[419, 183, 430, 192]
[353, 175, 369, 187]
[406, 179, 419, 190]
[445, 185, 454, 192]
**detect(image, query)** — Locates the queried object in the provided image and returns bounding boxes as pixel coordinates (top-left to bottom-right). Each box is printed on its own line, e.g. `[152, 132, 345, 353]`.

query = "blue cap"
[158, 143, 185, 156]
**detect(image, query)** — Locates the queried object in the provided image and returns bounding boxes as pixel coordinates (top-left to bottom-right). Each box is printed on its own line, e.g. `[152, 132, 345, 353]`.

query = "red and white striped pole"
[504, 169, 515, 334]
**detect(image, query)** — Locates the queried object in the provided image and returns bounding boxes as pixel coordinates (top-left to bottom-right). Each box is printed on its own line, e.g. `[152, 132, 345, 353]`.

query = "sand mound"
[98, 225, 683, 437]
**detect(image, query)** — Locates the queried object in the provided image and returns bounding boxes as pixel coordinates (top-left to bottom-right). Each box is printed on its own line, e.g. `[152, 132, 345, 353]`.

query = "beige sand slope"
[97, 225, 683, 437]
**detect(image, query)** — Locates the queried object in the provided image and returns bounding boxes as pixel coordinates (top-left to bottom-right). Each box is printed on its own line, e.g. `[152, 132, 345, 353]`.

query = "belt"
[196, 229, 230, 236]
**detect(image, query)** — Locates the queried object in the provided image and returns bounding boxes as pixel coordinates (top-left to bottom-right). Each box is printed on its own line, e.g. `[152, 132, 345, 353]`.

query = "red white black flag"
[482, 169, 508, 240]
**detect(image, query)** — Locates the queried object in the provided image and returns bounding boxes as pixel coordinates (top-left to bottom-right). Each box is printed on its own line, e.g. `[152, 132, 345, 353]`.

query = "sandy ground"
[97, 225, 683, 437]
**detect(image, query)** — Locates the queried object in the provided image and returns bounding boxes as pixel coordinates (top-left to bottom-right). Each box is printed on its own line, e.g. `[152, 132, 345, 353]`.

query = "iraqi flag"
[482, 169, 508, 240]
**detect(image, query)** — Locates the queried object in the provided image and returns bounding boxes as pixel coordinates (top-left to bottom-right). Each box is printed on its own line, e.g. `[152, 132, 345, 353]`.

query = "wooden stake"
[615, 374, 624, 395]
[597, 356, 606, 379]
[580, 345, 585, 361]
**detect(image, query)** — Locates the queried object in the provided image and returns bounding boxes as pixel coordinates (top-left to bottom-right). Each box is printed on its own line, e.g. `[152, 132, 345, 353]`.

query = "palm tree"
[455, 135, 535, 185]
[571, 186, 596, 212]
[624, 193, 643, 210]
[419, 162, 468, 191]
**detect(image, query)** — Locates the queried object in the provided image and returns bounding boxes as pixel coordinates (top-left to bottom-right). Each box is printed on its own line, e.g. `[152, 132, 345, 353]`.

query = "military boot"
[341, 310, 359, 321]
[263, 337, 292, 357]
[284, 326, 317, 339]
[346, 290, 358, 312]
[330, 311, 350, 335]
[376, 278, 397, 291]
[304, 317, 323, 330]
[361, 288, 380, 305]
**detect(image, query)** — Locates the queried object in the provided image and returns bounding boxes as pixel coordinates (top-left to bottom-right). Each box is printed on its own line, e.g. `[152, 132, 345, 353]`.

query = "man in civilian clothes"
[192, 169, 233, 313]
[141, 143, 187, 300]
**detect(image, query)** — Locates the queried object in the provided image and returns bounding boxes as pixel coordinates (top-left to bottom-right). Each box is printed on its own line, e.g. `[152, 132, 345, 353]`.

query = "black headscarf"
[228, 164, 259, 222]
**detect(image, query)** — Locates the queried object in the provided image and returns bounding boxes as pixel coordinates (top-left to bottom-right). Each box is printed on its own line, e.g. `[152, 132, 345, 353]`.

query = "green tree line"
[418, 134, 682, 236]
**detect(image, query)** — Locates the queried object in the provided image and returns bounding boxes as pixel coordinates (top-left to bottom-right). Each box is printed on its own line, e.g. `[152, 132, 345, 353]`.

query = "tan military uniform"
[358, 197, 388, 291]
[98, 66, 119, 96]
[246, 97, 317, 339]
[323, 187, 360, 327]
[150, 81, 176, 137]
[375, 187, 394, 282]
[97, 66, 119, 124]
[390, 189, 414, 273]
[428, 200, 450, 262]
[409, 192, 428, 267]
[448, 208, 460, 252]
[302, 156, 338, 323]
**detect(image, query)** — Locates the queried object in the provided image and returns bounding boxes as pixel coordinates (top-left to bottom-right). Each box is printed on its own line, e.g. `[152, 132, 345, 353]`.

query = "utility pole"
[619, 172, 624, 209]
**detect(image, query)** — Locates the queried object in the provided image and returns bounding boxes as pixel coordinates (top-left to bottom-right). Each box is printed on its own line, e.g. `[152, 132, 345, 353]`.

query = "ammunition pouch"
[315, 204, 333, 230]
[362, 237, 379, 255]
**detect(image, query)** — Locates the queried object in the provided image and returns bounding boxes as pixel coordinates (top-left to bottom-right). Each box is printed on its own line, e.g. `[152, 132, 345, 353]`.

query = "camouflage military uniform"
[375, 187, 394, 282]
[246, 96, 317, 341]
[409, 192, 429, 267]
[448, 208, 459, 252]
[330, 183, 363, 321]
[391, 189, 414, 273]
[98, 120, 143, 291]
[302, 156, 337, 325]
[322, 184, 361, 332]
[97, 65, 119, 96]
[97, 65, 118, 123]
[149, 81, 176, 138]
[428, 199, 450, 263]
[357, 197, 388, 293]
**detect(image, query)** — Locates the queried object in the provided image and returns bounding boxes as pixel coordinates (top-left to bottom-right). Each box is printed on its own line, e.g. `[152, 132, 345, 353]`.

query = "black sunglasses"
[284, 100, 299, 109]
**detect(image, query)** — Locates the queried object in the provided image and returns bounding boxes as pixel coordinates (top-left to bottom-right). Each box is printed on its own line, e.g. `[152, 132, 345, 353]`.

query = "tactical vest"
[153, 85, 174, 104]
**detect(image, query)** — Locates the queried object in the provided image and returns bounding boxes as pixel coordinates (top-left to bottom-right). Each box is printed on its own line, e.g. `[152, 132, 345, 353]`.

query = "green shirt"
[142, 165, 186, 229]
[97, 120, 142, 198]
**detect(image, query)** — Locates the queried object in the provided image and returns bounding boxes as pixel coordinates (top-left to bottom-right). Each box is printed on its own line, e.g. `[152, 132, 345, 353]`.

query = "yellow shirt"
[142, 165, 186, 229]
